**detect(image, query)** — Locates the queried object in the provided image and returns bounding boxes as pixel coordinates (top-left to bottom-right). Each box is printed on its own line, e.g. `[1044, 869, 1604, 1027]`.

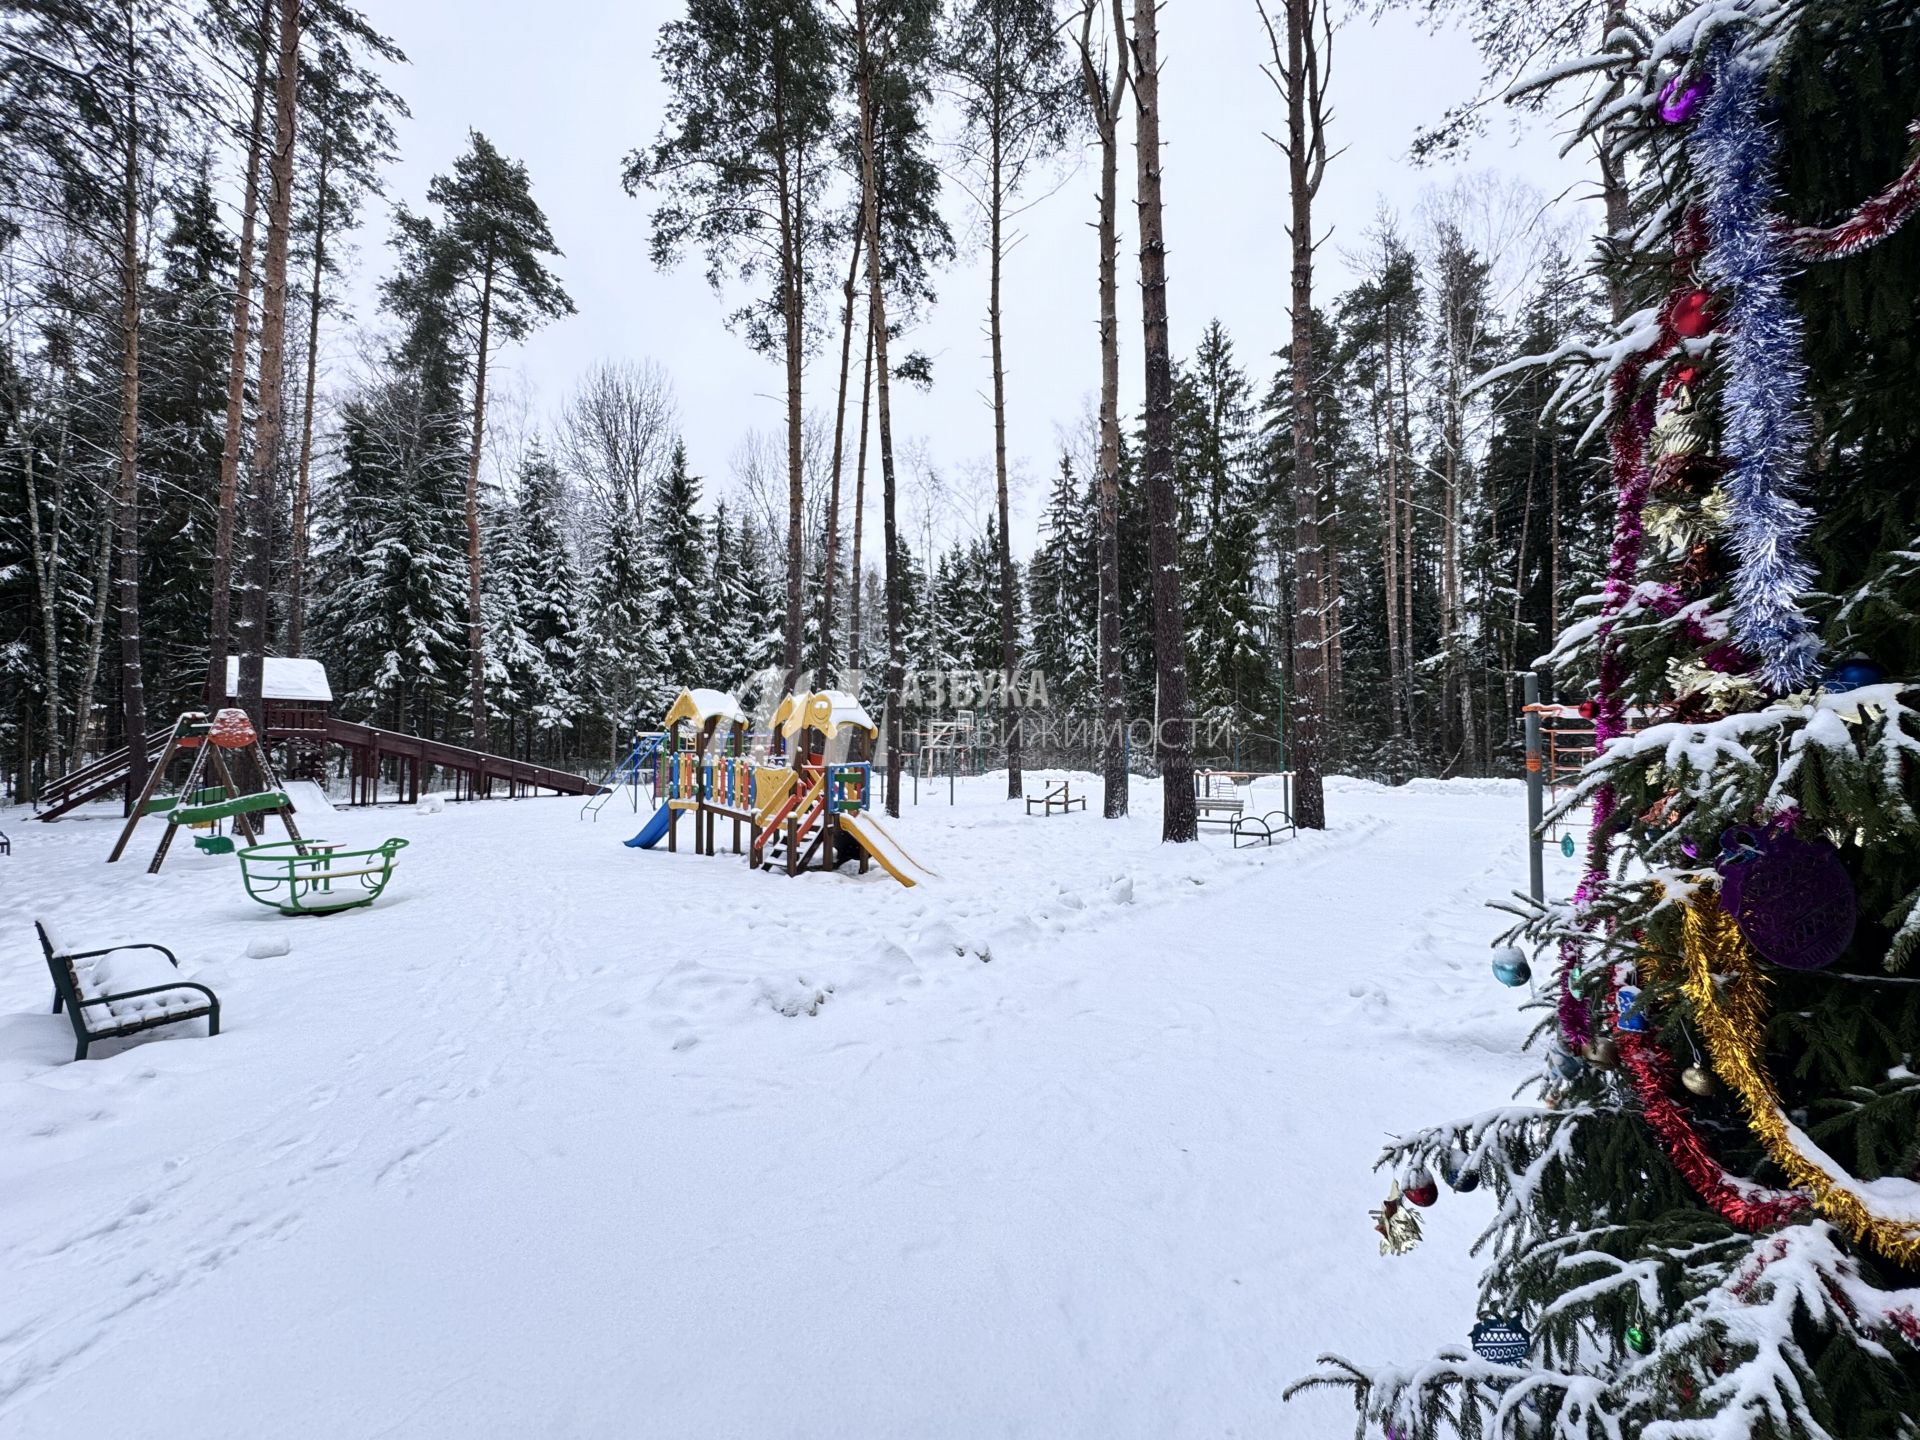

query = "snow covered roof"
[776, 690, 877, 740]
[663, 688, 746, 731]
[224, 656, 333, 703]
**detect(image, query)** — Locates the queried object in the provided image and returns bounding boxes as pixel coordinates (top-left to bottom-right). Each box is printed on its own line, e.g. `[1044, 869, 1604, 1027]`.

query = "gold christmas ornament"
[1650, 398, 1713, 460]
[1371, 1181, 1424, 1257]
[1682, 1063, 1717, 1096]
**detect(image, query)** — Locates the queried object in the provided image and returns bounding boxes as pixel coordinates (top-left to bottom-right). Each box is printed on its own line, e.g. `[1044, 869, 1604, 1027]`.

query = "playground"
[0, 771, 1554, 1437]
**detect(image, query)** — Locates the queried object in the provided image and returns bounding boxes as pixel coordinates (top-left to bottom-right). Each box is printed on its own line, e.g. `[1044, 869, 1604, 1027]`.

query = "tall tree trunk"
[237, 0, 301, 749]
[1262, 0, 1329, 828]
[848, 316, 875, 677]
[114, 8, 149, 806]
[987, 87, 1021, 799]
[1079, 0, 1129, 819]
[1282, 19, 1325, 828]
[1130, 0, 1196, 843]
[206, 0, 274, 710]
[16, 404, 63, 776]
[1375, 340, 1403, 757]
[288, 131, 330, 656]
[72, 495, 114, 761]
[772, 57, 807, 686]
[1548, 429, 1561, 673]
[464, 256, 495, 749]
[855, 9, 904, 818]
[1396, 332, 1416, 748]
[819, 223, 864, 679]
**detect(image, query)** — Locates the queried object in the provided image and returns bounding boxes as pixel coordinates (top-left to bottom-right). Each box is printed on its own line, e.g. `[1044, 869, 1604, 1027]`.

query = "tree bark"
[854, 4, 905, 818]
[986, 39, 1021, 800]
[1078, 0, 1129, 818]
[1281, 0, 1326, 829]
[1129, 0, 1196, 843]
[237, 0, 302, 752]
[15, 394, 63, 776]
[114, 5, 149, 805]
[288, 131, 330, 657]
[772, 51, 807, 685]
[1375, 319, 1404, 755]
[819, 223, 864, 679]
[206, 0, 274, 710]
[847, 315, 876, 679]
[464, 254, 495, 750]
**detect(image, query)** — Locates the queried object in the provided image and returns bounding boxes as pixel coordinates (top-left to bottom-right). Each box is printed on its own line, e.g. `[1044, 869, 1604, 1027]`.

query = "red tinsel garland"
[1783, 123, 1920, 261]
[1616, 1017, 1809, 1232]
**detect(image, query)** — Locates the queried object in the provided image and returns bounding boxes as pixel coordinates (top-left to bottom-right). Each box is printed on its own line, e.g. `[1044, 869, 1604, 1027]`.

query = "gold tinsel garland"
[1677, 893, 1920, 1264]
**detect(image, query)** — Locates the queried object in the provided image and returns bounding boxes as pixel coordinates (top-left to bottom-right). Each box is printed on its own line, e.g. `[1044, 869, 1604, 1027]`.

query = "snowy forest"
[2, 0, 1614, 814]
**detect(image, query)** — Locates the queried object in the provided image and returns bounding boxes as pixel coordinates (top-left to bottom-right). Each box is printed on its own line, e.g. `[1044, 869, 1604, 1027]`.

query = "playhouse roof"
[224, 656, 333, 703]
[663, 688, 746, 730]
[775, 690, 877, 740]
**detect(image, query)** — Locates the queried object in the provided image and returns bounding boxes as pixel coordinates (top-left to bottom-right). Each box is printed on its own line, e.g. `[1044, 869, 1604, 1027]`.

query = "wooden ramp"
[322, 718, 595, 805]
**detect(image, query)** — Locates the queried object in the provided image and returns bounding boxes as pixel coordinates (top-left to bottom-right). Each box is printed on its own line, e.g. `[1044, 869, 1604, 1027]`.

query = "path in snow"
[0, 775, 1549, 1438]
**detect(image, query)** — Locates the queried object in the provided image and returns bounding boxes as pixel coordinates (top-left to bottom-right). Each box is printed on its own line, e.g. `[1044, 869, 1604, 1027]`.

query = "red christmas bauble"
[1404, 1172, 1439, 1208]
[1672, 290, 1716, 339]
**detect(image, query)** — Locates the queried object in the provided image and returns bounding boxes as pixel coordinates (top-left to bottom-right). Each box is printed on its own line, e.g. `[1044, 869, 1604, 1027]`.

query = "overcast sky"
[338, 1, 1601, 557]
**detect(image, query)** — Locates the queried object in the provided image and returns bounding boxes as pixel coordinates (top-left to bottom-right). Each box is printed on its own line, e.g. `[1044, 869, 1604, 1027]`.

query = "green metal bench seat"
[237, 838, 408, 915]
[35, 919, 220, 1061]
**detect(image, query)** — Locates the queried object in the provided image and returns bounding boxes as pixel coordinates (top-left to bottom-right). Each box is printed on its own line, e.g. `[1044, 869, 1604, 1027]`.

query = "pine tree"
[627, 0, 836, 679]
[389, 131, 574, 749]
[943, 0, 1079, 798]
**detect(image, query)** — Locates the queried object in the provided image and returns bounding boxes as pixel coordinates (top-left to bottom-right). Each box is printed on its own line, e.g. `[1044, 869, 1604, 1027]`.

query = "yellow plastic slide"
[838, 812, 938, 887]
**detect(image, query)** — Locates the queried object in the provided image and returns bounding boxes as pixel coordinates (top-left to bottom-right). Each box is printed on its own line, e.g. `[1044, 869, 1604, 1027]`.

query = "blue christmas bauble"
[1821, 657, 1887, 692]
[1470, 1317, 1531, 1366]
[1615, 984, 1648, 1033]
[1551, 1047, 1584, 1081]
[1492, 948, 1531, 987]
[1443, 1157, 1480, 1193]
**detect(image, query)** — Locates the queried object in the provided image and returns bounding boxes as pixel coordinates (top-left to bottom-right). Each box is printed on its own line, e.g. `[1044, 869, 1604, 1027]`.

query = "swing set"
[107, 709, 406, 914]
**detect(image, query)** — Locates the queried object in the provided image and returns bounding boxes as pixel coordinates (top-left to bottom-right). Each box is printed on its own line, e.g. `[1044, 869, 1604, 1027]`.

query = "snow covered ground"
[0, 774, 1557, 1438]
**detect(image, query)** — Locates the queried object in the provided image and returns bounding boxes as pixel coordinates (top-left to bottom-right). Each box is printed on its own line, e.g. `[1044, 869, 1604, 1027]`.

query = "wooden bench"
[35, 919, 220, 1061]
[1025, 780, 1087, 816]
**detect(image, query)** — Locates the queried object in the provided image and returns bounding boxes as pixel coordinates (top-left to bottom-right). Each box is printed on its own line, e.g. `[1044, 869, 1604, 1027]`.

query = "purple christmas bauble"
[1659, 71, 1712, 124]
[1716, 823, 1856, 971]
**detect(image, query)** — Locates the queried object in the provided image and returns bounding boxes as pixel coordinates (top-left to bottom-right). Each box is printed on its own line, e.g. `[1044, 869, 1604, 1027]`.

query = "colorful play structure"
[106, 708, 405, 913]
[624, 687, 935, 887]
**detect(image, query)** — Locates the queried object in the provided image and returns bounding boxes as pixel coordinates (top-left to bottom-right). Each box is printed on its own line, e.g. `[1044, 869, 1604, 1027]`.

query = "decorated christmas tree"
[1292, 1, 1920, 1434]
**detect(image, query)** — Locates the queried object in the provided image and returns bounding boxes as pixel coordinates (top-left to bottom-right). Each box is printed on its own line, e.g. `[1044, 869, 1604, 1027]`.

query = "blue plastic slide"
[625, 805, 673, 849]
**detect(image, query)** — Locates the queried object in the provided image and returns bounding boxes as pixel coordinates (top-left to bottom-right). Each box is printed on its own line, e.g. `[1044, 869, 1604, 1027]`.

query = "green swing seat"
[237, 837, 408, 916]
[167, 790, 293, 827]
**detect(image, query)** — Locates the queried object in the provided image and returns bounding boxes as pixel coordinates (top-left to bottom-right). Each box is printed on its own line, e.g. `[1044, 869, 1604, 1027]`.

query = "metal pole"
[1522, 671, 1545, 904]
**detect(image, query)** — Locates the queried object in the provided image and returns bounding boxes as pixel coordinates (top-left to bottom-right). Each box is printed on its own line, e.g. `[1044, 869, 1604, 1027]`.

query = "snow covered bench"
[35, 919, 221, 1061]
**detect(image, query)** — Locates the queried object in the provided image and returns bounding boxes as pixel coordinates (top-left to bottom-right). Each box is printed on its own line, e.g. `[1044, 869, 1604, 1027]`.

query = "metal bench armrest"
[60, 942, 181, 968]
[77, 980, 216, 1008]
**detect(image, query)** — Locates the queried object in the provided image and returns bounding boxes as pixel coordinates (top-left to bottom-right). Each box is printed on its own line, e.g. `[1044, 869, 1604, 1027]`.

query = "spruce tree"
[1294, 6, 1920, 1434]
[644, 440, 711, 691]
